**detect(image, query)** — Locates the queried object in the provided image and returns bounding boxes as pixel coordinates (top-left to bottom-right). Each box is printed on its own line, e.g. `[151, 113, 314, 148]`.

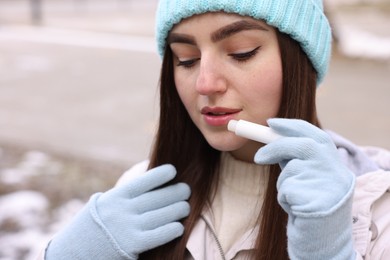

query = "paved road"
[0, 31, 160, 167]
[0, 0, 389, 168]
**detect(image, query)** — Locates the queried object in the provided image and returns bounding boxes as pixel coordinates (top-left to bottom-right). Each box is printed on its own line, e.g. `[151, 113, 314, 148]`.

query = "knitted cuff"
[287, 193, 356, 260]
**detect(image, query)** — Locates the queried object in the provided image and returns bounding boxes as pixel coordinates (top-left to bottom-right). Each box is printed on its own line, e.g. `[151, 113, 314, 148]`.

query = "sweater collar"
[218, 152, 268, 196]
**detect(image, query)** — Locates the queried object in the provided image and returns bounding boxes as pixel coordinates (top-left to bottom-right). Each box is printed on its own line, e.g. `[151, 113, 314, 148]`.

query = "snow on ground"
[0, 151, 76, 260]
[0, 147, 120, 260]
[0, 191, 84, 260]
[0, 191, 50, 260]
[0, 151, 60, 185]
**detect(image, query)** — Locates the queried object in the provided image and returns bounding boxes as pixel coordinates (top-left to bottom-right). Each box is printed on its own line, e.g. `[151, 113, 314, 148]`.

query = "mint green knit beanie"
[156, 0, 332, 84]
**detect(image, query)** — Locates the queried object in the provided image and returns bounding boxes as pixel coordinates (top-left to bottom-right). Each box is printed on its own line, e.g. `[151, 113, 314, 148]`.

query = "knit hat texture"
[156, 0, 332, 84]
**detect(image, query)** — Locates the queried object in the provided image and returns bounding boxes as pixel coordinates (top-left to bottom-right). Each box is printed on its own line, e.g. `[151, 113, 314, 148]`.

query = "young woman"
[43, 0, 390, 259]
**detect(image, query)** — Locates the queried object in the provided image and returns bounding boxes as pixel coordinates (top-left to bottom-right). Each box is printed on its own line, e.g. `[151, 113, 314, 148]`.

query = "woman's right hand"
[45, 164, 191, 260]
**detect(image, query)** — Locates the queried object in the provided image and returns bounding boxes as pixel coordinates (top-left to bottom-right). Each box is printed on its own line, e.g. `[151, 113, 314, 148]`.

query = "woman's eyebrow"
[167, 33, 197, 45]
[167, 20, 268, 45]
[211, 20, 269, 42]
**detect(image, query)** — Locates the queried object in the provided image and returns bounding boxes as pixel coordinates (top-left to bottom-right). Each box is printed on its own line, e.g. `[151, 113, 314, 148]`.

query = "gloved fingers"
[276, 158, 355, 216]
[275, 158, 333, 189]
[116, 164, 177, 198]
[276, 160, 307, 214]
[277, 171, 326, 215]
[134, 182, 191, 213]
[267, 118, 331, 144]
[254, 137, 319, 165]
[141, 201, 190, 230]
[276, 158, 304, 190]
[137, 222, 185, 252]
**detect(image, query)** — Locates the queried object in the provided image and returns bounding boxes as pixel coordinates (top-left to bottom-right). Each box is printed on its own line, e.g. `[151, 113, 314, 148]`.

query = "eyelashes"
[177, 58, 200, 68]
[228, 46, 261, 62]
[176, 46, 261, 68]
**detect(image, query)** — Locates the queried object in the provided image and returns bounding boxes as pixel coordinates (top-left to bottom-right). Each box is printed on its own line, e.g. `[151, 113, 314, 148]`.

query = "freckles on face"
[169, 12, 283, 160]
[240, 59, 283, 124]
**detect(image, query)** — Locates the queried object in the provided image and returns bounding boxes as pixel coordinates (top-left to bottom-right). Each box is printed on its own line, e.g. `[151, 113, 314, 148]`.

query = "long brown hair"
[140, 29, 319, 259]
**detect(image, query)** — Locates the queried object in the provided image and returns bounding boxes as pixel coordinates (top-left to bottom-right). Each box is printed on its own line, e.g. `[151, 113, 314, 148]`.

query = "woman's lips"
[201, 107, 241, 126]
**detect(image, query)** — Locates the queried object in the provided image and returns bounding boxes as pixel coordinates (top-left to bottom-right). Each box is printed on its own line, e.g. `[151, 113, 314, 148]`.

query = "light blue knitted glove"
[254, 118, 356, 260]
[45, 164, 191, 260]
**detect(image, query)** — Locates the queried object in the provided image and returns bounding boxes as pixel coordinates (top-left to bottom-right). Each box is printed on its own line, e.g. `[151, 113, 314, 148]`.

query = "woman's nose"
[195, 57, 227, 96]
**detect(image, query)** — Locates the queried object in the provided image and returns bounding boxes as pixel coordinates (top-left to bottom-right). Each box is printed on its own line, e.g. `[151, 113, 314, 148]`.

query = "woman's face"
[169, 12, 283, 161]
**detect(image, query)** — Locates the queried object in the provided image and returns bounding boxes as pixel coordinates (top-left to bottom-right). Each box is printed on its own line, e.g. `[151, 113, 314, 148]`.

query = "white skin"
[169, 12, 283, 162]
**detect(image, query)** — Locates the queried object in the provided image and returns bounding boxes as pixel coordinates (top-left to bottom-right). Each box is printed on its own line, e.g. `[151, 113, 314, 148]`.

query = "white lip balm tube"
[227, 119, 282, 144]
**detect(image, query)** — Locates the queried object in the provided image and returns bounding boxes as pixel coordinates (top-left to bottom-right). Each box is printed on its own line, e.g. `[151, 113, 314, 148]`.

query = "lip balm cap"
[228, 120, 238, 132]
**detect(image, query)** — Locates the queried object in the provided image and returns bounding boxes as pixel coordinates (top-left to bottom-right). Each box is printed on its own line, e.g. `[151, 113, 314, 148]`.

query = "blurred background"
[0, 0, 389, 259]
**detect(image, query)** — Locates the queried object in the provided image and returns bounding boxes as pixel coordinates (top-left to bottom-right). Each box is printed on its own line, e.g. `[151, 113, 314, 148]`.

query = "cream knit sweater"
[211, 152, 269, 253]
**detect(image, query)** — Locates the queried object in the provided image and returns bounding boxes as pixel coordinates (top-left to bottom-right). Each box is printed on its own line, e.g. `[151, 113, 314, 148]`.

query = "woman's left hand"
[254, 118, 356, 260]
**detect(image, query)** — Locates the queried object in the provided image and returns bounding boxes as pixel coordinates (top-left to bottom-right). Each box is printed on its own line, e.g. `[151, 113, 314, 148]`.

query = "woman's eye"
[229, 46, 261, 62]
[177, 58, 200, 68]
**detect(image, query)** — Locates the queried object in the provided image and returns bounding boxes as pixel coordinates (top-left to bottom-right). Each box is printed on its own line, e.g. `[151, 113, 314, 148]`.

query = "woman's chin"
[205, 134, 264, 162]
[205, 136, 249, 152]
